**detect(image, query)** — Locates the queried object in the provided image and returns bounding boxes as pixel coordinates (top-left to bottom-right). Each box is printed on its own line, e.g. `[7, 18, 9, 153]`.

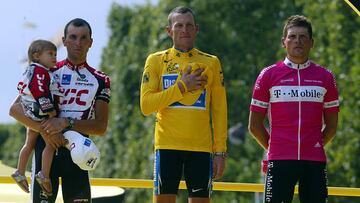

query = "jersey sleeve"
[94, 70, 111, 103]
[323, 69, 339, 113]
[140, 54, 183, 116]
[28, 66, 55, 113]
[250, 67, 271, 114]
[210, 57, 228, 152]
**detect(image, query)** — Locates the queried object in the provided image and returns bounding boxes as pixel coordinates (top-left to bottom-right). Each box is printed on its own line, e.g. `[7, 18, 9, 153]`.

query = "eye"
[288, 35, 296, 39]
[69, 35, 77, 40]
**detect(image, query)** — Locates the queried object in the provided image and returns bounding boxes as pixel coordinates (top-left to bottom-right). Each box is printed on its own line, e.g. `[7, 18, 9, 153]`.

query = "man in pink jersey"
[249, 15, 339, 203]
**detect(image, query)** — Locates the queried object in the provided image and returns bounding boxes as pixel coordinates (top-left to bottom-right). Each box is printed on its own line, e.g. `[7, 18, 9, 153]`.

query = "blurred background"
[0, 0, 359, 202]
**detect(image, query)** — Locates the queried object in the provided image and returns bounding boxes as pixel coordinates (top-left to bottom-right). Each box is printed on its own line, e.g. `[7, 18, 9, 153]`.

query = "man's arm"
[210, 58, 227, 180]
[9, 96, 64, 148]
[42, 100, 109, 136]
[323, 112, 338, 145]
[248, 111, 269, 150]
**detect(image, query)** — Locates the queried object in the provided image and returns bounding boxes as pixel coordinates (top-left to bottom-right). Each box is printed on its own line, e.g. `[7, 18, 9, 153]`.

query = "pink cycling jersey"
[250, 58, 339, 162]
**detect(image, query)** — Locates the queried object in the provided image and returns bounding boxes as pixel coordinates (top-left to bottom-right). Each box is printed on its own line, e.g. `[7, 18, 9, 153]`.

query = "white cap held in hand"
[63, 130, 100, 171]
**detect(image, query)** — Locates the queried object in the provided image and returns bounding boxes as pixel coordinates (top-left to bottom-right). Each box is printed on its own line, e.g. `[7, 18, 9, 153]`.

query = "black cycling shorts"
[264, 160, 328, 203]
[32, 136, 91, 203]
[154, 149, 213, 198]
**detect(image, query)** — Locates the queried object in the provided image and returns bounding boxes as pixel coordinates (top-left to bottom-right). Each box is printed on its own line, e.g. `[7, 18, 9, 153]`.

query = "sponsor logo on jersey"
[100, 88, 111, 97]
[142, 72, 150, 83]
[280, 78, 294, 83]
[314, 142, 322, 148]
[324, 100, 339, 108]
[166, 62, 179, 73]
[38, 97, 53, 111]
[77, 77, 88, 82]
[162, 74, 206, 109]
[62, 74, 72, 85]
[270, 86, 326, 103]
[304, 79, 323, 84]
[61, 89, 89, 106]
[251, 99, 269, 108]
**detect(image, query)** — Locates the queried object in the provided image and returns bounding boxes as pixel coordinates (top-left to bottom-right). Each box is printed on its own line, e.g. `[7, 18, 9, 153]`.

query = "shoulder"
[52, 60, 66, 72]
[147, 49, 170, 60]
[30, 63, 49, 75]
[258, 62, 279, 78]
[310, 62, 336, 77]
[86, 65, 109, 78]
[196, 49, 218, 60]
[150, 48, 171, 57]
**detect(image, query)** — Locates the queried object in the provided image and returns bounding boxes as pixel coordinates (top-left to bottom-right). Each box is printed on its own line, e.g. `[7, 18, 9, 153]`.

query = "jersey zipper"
[297, 64, 301, 160]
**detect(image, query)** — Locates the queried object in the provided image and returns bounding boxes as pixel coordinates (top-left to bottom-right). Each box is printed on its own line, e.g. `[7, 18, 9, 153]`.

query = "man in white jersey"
[10, 18, 110, 203]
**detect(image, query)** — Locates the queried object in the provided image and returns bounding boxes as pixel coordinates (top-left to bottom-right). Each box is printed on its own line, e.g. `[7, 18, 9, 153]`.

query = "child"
[11, 39, 63, 196]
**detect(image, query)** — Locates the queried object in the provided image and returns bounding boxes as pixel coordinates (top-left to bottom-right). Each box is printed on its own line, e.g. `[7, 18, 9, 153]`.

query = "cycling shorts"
[154, 149, 213, 198]
[32, 136, 91, 203]
[264, 160, 327, 203]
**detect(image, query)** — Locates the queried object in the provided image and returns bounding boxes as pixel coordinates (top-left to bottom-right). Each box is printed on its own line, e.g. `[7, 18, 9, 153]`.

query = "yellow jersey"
[140, 47, 227, 153]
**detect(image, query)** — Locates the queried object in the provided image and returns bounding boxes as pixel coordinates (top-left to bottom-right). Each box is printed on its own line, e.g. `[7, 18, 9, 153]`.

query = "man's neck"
[67, 57, 86, 66]
[174, 46, 193, 52]
[287, 55, 308, 64]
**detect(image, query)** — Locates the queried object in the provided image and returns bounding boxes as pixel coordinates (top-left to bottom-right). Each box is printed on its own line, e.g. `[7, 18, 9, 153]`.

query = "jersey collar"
[284, 57, 311, 69]
[170, 47, 197, 58]
[65, 59, 88, 70]
[30, 62, 48, 70]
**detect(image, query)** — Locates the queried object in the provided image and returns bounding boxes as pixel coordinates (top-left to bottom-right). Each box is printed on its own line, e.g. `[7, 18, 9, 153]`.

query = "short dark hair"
[283, 15, 313, 39]
[64, 18, 92, 38]
[168, 6, 196, 26]
[28, 40, 57, 63]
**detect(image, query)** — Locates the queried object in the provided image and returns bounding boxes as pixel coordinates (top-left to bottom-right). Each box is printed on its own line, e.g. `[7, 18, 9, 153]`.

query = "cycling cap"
[63, 130, 100, 171]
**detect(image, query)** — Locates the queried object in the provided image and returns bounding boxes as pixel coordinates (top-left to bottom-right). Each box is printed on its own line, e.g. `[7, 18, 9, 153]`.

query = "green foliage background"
[1, 0, 359, 202]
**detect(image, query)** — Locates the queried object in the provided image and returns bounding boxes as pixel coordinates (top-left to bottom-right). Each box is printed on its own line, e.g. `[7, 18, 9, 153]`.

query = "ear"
[89, 38, 93, 48]
[166, 25, 172, 37]
[195, 24, 199, 34]
[33, 52, 40, 61]
[281, 37, 286, 48]
[62, 36, 66, 46]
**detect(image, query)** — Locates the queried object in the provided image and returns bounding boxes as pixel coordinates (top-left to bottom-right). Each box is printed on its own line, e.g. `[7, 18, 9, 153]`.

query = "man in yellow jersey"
[140, 6, 228, 203]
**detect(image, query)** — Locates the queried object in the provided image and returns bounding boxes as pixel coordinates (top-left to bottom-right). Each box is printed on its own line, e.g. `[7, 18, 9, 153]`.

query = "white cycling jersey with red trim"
[17, 63, 64, 121]
[52, 59, 111, 120]
[250, 58, 339, 162]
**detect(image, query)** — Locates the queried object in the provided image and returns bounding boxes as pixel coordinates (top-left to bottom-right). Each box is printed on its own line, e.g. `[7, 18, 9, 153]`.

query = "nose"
[74, 38, 82, 46]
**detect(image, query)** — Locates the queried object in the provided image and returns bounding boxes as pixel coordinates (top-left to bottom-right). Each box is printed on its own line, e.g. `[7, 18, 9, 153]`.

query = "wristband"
[178, 80, 188, 93]
[214, 152, 228, 158]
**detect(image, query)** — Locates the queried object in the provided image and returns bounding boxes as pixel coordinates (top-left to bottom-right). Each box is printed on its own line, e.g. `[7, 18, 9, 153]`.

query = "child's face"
[37, 49, 57, 69]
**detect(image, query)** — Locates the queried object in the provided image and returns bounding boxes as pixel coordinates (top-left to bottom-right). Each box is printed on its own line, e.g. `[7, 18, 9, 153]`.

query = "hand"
[181, 66, 208, 92]
[41, 132, 65, 149]
[41, 117, 67, 135]
[212, 155, 226, 180]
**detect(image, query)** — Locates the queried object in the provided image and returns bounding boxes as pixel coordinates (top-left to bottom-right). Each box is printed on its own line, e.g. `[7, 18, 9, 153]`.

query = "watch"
[214, 152, 228, 158]
[67, 118, 75, 129]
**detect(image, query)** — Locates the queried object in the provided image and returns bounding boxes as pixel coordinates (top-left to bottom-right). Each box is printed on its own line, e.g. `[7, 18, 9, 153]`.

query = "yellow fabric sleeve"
[140, 53, 183, 116]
